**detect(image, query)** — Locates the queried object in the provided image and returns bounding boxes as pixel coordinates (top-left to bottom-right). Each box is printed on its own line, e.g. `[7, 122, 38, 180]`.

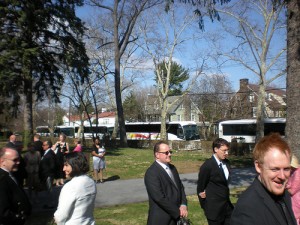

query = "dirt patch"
[174, 161, 202, 174]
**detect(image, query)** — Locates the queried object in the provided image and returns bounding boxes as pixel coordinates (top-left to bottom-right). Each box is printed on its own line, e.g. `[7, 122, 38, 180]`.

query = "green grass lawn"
[92, 147, 253, 180]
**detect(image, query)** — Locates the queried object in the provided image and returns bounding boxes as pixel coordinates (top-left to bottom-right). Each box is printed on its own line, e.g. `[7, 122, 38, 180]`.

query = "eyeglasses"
[158, 150, 173, 155]
[4, 157, 20, 163]
[219, 149, 229, 154]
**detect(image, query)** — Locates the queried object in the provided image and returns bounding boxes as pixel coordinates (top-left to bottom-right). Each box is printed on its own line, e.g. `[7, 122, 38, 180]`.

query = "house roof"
[66, 111, 115, 122]
[248, 84, 286, 97]
[237, 80, 286, 110]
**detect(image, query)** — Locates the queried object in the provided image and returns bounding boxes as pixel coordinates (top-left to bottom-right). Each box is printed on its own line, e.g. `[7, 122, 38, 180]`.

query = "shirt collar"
[156, 160, 169, 169]
[213, 154, 222, 165]
[0, 167, 9, 173]
[44, 148, 52, 155]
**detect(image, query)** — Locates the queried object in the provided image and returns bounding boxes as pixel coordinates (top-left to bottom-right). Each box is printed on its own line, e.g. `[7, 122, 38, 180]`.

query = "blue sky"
[75, 3, 287, 92]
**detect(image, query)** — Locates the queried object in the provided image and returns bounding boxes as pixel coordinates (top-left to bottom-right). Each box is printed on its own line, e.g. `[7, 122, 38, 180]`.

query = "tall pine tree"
[0, 0, 89, 144]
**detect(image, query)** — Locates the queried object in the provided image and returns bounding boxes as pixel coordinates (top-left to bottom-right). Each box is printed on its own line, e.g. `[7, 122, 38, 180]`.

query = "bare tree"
[215, 0, 286, 141]
[138, 4, 201, 140]
[87, 0, 162, 146]
[191, 74, 233, 139]
[83, 13, 148, 140]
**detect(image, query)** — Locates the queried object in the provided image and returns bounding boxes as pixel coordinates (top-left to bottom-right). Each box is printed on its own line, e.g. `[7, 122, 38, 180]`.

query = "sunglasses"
[158, 150, 173, 155]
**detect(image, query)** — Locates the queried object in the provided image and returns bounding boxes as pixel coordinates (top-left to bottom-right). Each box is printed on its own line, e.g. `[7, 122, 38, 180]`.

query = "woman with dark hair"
[54, 152, 97, 225]
[91, 137, 106, 183]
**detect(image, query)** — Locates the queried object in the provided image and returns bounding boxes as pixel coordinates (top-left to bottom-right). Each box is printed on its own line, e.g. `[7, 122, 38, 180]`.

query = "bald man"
[0, 147, 31, 225]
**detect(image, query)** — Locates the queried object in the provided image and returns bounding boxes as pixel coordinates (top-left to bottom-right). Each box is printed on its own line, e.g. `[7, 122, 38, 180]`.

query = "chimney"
[240, 79, 249, 90]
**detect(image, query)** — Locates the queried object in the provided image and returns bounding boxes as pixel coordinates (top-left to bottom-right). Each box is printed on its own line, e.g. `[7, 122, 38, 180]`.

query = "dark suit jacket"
[33, 140, 44, 157]
[6, 142, 16, 149]
[0, 168, 31, 225]
[197, 156, 233, 221]
[230, 177, 297, 225]
[144, 161, 187, 225]
[39, 149, 57, 182]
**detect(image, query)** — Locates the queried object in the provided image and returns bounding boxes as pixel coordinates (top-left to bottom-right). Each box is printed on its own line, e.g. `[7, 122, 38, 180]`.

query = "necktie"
[219, 163, 226, 178]
[278, 199, 295, 225]
[166, 167, 177, 188]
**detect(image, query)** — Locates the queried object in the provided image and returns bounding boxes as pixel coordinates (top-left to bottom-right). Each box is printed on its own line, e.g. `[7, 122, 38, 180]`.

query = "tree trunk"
[115, 59, 128, 147]
[256, 83, 266, 142]
[23, 78, 34, 147]
[112, 113, 119, 140]
[286, 0, 300, 158]
[160, 98, 168, 140]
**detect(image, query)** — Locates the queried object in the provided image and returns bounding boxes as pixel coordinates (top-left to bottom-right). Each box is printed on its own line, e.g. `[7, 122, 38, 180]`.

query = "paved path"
[32, 167, 256, 212]
[94, 167, 256, 207]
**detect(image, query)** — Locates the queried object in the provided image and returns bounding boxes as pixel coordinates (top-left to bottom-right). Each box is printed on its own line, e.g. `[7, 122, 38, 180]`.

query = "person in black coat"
[0, 147, 31, 225]
[144, 141, 188, 225]
[197, 138, 234, 225]
[33, 134, 44, 157]
[39, 140, 57, 208]
[230, 133, 297, 225]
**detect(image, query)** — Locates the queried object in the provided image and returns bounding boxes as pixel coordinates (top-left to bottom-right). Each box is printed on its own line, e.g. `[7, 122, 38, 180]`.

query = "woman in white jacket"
[54, 152, 97, 225]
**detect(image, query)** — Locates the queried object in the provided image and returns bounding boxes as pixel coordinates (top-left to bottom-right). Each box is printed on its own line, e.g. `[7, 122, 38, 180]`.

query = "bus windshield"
[182, 124, 200, 140]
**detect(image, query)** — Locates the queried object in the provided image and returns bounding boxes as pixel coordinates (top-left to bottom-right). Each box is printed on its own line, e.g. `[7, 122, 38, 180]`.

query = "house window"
[180, 104, 184, 109]
[191, 114, 195, 121]
[249, 94, 254, 103]
[103, 119, 109, 124]
[252, 107, 257, 118]
[266, 93, 271, 101]
[177, 115, 181, 121]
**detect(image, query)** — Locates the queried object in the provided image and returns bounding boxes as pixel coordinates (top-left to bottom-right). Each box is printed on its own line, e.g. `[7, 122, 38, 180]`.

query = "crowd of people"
[0, 133, 102, 225]
[1, 132, 300, 225]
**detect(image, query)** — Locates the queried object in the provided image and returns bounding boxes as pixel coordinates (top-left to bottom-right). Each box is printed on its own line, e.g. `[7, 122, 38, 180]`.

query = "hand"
[179, 205, 188, 218]
[199, 191, 206, 199]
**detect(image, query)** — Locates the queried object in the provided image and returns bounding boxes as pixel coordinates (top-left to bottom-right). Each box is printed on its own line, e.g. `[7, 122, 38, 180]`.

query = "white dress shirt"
[213, 155, 229, 180]
[54, 175, 97, 225]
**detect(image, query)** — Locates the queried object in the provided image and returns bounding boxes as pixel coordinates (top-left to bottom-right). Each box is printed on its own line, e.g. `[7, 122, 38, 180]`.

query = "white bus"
[124, 121, 200, 141]
[36, 125, 112, 139]
[218, 118, 286, 143]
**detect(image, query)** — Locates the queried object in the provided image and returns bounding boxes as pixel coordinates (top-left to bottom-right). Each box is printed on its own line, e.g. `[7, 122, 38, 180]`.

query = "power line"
[189, 87, 286, 96]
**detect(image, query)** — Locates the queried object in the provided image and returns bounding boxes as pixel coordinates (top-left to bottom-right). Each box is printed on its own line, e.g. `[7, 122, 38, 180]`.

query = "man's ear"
[213, 147, 217, 153]
[254, 160, 261, 174]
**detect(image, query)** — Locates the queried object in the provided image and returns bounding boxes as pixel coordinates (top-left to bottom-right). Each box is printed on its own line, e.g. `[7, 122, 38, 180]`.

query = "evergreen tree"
[155, 61, 189, 96]
[0, 0, 89, 143]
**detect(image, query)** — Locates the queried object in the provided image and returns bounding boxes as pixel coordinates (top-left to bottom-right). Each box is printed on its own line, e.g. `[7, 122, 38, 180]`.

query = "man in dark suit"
[144, 141, 188, 225]
[230, 133, 297, 225]
[33, 134, 44, 157]
[6, 134, 17, 149]
[5, 135, 27, 188]
[0, 147, 31, 225]
[39, 140, 57, 208]
[197, 138, 233, 225]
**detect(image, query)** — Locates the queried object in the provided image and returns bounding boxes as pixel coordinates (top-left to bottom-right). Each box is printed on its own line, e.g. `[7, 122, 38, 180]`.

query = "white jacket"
[54, 175, 97, 225]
